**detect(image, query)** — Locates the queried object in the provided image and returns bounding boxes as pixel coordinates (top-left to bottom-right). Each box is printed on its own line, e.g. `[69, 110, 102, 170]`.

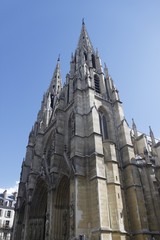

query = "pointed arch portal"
[28, 178, 48, 240]
[54, 176, 70, 240]
[26, 176, 70, 240]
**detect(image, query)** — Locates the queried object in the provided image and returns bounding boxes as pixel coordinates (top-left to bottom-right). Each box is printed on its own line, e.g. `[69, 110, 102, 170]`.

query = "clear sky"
[0, 0, 160, 191]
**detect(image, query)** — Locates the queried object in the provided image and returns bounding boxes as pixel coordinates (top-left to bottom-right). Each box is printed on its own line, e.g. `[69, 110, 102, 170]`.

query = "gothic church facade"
[12, 22, 160, 240]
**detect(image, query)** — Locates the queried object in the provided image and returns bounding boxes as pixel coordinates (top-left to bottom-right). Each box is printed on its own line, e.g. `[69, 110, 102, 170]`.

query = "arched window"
[73, 79, 77, 91]
[67, 84, 69, 104]
[99, 112, 109, 140]
[69, 112, 75, 138]
[68, 112, 75, 155]
[84, 52, 87, 61]
[92, 54, 96, 68]
[94, 75, 100, 93]
[50, 94, 54, 108]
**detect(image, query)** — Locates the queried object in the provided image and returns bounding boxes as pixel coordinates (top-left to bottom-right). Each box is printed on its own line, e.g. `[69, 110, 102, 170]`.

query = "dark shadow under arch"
[28, 178, 48, 240]
[29, 178, 48, 218]
[54, 176, 70, 240]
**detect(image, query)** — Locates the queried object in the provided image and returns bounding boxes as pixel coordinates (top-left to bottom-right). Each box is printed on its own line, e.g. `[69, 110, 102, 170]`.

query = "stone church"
[12, 22, 160, 240]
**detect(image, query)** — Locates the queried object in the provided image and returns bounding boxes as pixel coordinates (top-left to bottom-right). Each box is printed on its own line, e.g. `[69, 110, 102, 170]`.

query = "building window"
[67, 84, 69, 104]
[84, 52, 87, 61]
[50, 94, 54, 108]
[5, 220, 10, 228]
[0, 199, 3, 206]
[73, 79, 77, 91]
[69, 112, 75, 139]
[92, 54, 96, 68]
[5, 210, 11, 218]
[68, 112, 75, 155]
[94, 75, 100, 93]
[99, 112, 109, 140]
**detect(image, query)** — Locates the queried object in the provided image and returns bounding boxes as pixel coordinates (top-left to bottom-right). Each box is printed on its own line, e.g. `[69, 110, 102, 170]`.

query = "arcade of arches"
[15, 176, 70, 240]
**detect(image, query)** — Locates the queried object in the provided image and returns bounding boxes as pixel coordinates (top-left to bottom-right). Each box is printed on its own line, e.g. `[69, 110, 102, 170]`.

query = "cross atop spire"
[57, 54, 60, 62]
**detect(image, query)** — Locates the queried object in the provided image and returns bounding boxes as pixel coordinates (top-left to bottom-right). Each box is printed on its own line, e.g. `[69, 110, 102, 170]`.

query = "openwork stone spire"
[49, 57, 62, 94]
[77, 20, 94, 52]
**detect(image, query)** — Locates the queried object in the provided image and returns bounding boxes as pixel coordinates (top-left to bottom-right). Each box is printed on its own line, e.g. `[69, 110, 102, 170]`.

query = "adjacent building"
[0, 191, 17, 240]
[12, 22, 160, 240]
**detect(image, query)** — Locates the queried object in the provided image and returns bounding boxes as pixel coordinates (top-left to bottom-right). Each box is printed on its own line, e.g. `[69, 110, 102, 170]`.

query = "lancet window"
[84, 52, 87, 61]
[69, 112, 75, 138]
[94, 75, 101, 93]
[99, 112, 109, 140]
[50, 94, 54, 108]
[68, 112, 75, 155]
[92, 54, 96, 68]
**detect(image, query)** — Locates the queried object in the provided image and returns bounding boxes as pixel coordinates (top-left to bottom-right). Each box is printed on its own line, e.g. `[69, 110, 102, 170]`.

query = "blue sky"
[0, 0, 160, 190]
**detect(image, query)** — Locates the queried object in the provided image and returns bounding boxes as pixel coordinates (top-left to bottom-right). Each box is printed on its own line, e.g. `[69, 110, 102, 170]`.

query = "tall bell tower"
[12, 21, 160, 240]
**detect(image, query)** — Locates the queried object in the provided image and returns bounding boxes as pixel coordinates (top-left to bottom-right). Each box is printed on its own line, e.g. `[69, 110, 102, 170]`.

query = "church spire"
[38, 58, 62, 128]
[77, 20, 94, 52]
[49, 56, 62, 95]
[68, 21, 108, 97]
[46, 57, 62, 113]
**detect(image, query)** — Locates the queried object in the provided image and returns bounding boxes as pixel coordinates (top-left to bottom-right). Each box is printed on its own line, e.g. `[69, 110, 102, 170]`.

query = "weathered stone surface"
[12, 22, 160, 240]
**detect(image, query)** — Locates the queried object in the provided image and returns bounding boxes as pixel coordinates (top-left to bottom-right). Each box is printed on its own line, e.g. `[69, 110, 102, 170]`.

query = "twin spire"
[38, 20, 96, 128]
[33, 21, 158, 148]
[50, 20, 94, 93]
